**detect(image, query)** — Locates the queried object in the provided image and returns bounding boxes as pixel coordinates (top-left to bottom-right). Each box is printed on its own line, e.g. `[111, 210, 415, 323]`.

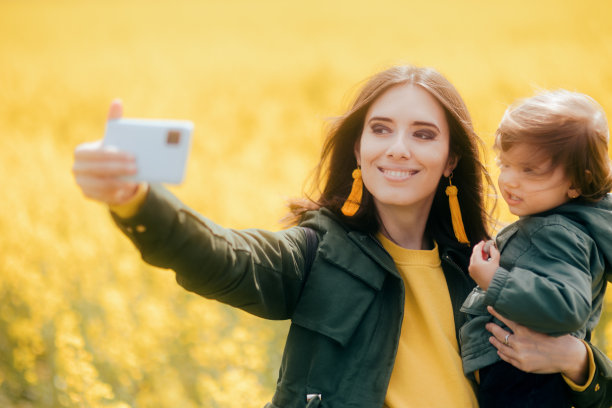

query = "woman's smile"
[379, 166, 420, 181]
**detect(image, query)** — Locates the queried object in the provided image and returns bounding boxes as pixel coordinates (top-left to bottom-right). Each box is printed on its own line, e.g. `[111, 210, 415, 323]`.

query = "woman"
[73, 65, 611, 407]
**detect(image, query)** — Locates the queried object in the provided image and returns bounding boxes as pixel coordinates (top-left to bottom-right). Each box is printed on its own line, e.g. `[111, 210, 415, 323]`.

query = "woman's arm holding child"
[488, 306, 612, 408]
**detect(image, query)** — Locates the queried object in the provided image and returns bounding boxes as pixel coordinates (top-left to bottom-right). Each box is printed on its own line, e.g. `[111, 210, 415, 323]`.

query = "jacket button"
[126, 227, 134, 234]
[135, 225, 147, 233]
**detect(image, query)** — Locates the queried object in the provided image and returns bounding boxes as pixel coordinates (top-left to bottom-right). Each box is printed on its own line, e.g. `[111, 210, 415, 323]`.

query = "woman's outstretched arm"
[73, 101, 315, 320]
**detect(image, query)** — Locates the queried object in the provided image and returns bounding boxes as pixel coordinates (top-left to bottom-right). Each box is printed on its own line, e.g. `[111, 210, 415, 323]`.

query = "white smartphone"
[103, 118, 194, 184]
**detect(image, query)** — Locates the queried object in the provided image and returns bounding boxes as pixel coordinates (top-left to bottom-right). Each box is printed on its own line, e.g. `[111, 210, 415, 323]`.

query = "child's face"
[497, 145, 578, 217]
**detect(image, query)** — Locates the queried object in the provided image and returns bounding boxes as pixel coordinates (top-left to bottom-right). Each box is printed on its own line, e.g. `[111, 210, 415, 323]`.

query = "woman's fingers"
[73, 159, 137, 177]
[75, 175, 139, 205]
[485, 307, 521, 360]
[74, 142, 133, 162]
[486, 321, 513, 350]
[74, 140, 103, 152]
[74, 170, 137, 203]
[73, 99, 136, 205]
[73, 137, 138, 205]
[73, 140, 136, 176]
[486, 307, 588, 376]
[485, 307, 562, 374]
[487, 306, 517, 332]
[74, 174, 135, 191]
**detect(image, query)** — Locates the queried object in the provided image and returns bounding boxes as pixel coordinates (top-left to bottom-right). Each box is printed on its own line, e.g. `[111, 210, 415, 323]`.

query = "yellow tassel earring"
[341, 168, 363, 217]
[445, 174, 470, 244]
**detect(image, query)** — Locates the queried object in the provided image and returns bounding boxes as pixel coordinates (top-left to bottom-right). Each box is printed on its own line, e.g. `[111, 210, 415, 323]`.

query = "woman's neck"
[376, 203, 432, 250]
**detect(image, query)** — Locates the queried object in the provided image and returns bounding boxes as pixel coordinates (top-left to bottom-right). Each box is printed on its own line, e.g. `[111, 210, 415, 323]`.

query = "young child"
[460, 90, 612, 408]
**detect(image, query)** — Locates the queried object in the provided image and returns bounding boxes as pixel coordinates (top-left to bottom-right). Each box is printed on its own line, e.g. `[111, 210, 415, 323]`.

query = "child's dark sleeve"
[484, 221, 599, 335]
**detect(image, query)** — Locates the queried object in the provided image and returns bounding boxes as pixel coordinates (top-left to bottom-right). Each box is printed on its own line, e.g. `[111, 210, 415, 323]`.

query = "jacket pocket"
[291, 254, 379, 347]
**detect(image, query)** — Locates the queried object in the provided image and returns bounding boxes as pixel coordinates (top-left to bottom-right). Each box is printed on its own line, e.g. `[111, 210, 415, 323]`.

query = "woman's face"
[355, 84, 455, 215]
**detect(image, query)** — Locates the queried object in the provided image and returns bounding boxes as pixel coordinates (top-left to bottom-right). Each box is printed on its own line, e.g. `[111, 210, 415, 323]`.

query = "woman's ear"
[354, 138, 361, 166]
[444, 154, 459, 177]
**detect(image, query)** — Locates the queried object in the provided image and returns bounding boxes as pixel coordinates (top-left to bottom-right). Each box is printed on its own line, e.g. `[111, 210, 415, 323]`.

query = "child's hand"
[468, 240, 500, 290]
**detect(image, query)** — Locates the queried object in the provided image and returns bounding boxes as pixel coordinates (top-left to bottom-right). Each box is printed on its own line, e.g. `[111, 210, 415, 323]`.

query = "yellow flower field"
[1, 0, 611, 406]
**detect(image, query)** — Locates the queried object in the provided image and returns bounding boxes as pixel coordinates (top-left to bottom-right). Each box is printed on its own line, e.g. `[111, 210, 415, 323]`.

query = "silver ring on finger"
[504, 333, 511, 346]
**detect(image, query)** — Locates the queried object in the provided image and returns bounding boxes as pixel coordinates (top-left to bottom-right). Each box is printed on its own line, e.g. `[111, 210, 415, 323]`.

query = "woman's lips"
[379, 167, 418, 181]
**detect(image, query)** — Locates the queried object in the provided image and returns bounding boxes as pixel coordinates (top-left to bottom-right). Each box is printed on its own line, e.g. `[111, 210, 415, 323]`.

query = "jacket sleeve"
[570, 342, 612, 408]
[484, 222, 594, 334]
[110, 184, 314, 320]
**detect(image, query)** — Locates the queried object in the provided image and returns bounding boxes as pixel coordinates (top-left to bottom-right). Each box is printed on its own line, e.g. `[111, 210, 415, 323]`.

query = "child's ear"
[568, 188, 581, 199]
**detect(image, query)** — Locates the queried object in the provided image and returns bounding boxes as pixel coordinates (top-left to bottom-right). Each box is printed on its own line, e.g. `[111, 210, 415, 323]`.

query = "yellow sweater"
[378, 233, 478, 408]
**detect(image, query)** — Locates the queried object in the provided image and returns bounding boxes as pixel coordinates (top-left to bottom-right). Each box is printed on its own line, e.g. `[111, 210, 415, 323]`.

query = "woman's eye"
[371, 124, 391, 134]
[414, 130, 435, 139]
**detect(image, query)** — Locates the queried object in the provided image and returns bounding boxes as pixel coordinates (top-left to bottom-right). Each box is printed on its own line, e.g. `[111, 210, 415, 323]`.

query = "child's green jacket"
[460, 195, 612, 377]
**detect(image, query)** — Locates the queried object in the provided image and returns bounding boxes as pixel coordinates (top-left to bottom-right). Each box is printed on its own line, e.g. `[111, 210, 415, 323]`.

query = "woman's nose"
[386, 132, 411, 159]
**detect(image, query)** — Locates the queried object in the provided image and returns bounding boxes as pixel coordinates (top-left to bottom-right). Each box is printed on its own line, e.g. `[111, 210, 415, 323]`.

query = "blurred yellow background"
[1, 0, 612, 406]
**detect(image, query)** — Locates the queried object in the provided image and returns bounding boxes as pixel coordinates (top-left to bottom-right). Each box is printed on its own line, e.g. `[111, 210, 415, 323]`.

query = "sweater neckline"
[376, 233, 441, 267]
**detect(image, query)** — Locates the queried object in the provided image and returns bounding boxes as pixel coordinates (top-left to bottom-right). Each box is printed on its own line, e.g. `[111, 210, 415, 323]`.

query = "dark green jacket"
[461, 195, 612, 375]
[113, 185, 612, 408]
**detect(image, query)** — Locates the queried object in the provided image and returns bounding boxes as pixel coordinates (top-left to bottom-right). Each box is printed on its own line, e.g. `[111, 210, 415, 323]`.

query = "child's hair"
[495, 89, 612, 201]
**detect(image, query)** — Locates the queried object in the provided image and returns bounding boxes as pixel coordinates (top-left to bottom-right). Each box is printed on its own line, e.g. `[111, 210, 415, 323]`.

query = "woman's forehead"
[366, 84, 447, 125]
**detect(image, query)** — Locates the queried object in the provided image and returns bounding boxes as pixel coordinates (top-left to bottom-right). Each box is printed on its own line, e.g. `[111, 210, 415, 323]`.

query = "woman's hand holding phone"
[72, 100, 143, 206]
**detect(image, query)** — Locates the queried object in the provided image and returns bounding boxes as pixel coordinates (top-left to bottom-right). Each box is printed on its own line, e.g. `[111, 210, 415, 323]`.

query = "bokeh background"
[2, 0, 612, 406]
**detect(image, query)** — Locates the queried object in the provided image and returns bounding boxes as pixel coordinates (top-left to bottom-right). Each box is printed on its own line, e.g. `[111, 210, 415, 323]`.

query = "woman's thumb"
[108, 99, 124, 120]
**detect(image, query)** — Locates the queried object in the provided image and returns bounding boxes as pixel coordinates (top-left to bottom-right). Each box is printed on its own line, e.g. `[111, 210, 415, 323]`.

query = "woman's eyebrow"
[367, 116, 393, 123]
[367, 117, 440, 132]
[412, 121, 440, 132]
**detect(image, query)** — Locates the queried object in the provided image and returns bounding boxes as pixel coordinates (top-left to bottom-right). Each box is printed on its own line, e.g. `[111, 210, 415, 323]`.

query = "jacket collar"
[303, 208, 471, 286]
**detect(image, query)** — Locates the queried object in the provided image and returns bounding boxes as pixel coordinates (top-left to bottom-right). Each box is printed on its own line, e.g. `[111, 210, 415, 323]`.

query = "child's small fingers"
[470, 241, 484, 263]
[489, 244, 501, 260]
